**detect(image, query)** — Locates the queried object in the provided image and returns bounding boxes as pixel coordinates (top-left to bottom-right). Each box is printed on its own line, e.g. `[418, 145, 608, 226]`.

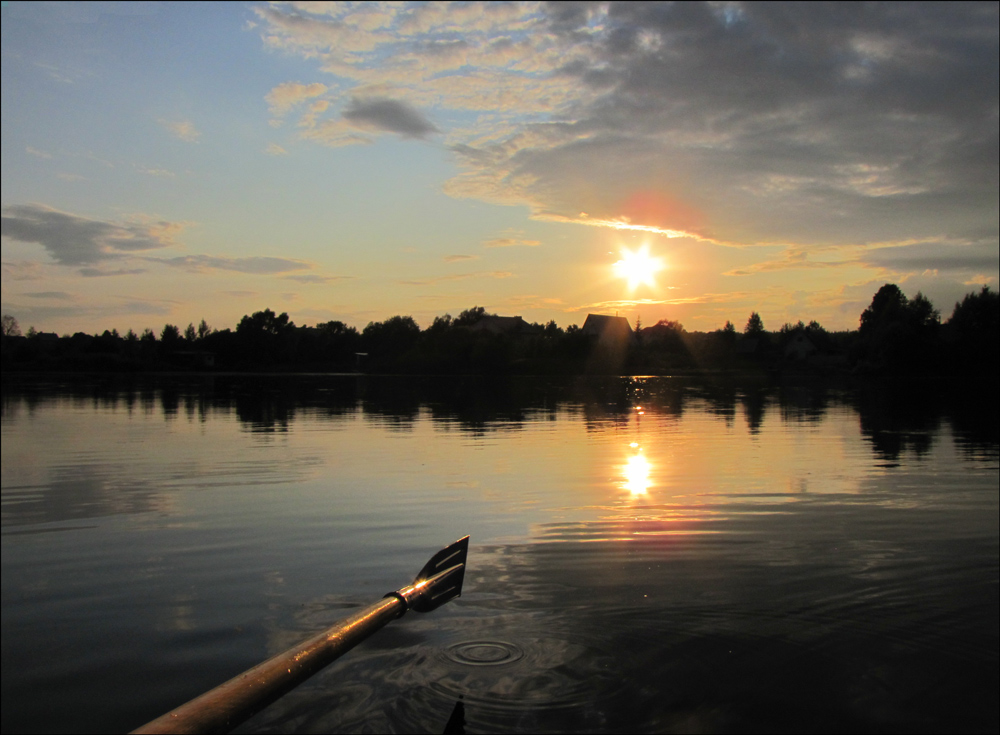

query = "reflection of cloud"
[0, 464, 168, 529]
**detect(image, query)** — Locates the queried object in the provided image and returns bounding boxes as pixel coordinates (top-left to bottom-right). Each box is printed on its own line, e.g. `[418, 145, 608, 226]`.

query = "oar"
[133, 535, 470, 735]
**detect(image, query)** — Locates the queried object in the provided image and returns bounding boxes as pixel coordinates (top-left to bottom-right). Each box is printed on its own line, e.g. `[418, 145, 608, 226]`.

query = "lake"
[1, 374, 997, 733]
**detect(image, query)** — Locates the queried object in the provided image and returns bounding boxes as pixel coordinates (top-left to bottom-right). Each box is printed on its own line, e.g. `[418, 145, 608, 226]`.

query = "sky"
[2, 1, 997, 336]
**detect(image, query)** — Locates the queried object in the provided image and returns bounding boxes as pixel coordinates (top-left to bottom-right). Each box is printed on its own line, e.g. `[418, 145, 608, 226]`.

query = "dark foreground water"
[2, 375, 997, 733]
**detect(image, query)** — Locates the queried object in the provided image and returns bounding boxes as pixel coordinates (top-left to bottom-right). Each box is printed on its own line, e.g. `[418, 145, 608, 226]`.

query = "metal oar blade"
[389, 534, 470, 613]
[132, 535, 470, 735]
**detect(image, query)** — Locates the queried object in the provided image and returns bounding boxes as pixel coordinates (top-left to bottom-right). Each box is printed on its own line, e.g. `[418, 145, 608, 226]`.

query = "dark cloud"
[79, 267, 148, 277]
[157, 255, 311, 274]
[342, 97, 440, 139]
[860, 240, 999, 273]
[1, 204, 175, 265]
[457, 2, 998, 249]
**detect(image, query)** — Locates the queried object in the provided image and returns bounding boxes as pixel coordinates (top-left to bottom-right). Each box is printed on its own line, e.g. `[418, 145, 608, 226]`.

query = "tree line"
[1, 284, 996, 377]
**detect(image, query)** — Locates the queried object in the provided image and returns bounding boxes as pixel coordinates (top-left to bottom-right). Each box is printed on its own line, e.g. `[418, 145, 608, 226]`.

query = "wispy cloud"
[483, 238, 541, 248]
[24, 291, 73, 300]
[265, 143, 289, 156]
[265, 81, 328, 116]
[443, 254, 477, 263]
[155, 255, 312, 275]
[25, 146, 53, 159]
[78, 267, 148, 277]
[136, 166, 176, 177]
[399, 271, 513, 286]
[283, 274, 354, 284]
[159, 119, 201, 143]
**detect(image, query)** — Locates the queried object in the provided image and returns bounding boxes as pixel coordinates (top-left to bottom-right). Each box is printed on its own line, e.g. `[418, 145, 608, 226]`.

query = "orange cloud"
[619, 190, 704, 235]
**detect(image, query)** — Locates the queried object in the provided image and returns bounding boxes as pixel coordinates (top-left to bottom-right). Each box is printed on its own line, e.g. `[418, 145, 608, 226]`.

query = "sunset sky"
[2, 1, 997, 336]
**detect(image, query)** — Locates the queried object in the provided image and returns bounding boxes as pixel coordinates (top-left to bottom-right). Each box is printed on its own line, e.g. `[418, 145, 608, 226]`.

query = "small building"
[784, 333, 818, 361]
[581, 314, 633, 342]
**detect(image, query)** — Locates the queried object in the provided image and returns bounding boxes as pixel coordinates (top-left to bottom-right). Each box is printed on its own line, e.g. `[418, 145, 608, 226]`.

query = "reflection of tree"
[853, 383, 941, 460]
[741, 389, 767, 435]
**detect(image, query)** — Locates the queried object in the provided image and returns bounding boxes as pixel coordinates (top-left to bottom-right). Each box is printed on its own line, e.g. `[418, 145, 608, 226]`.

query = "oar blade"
[406, 535, 470, 613]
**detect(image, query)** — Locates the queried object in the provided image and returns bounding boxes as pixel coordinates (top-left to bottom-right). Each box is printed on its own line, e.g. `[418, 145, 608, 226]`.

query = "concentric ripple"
[445, 640, 524, 666]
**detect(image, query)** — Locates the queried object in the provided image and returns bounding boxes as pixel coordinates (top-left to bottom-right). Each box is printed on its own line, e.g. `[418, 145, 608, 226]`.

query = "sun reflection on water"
[623, 451, 652, 496]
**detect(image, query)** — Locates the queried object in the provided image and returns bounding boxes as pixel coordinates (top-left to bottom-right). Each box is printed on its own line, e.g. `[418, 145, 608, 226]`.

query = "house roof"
[581, 314, 633, 338]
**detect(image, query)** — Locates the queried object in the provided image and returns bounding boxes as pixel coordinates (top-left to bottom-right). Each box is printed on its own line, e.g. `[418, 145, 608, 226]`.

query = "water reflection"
[2, 375, 997, 734]
[622, 451, 651, 496]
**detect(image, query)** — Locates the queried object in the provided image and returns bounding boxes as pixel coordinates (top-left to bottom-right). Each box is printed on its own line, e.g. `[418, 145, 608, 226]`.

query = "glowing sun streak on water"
[624, 453, 652, 495]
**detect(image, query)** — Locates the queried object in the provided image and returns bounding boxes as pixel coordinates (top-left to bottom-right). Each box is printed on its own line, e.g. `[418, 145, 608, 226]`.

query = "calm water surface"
[2, 375, 997, 733]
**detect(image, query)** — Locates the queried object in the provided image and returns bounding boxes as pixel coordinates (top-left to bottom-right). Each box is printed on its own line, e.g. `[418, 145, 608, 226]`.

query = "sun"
[613, 244, 665, 291]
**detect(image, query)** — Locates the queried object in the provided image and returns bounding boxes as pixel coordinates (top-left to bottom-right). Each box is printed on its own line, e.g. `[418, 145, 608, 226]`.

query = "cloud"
[398, 270, 513, 286]
[1, 261, 45, 281]
[341, 97, 439, 139]
[859, 240, 999, 274]
[1, 204, 180, 265]
[443, 254, 477, 263]
[136, 166, 176, 177]
[24, 291, 73, 300]
[257, 2, 998, 258]
[265, 143, 289, 156]
[283, 274, 354, 284]
[156, 255, 312, 275]
[483, 238, 541, 248]
[25, 146, 53, 159]
[78, 267, 148, 277]
[159, 119, 201, 142]
[265, 81, 328, 116]
[724, 249, 853, 276]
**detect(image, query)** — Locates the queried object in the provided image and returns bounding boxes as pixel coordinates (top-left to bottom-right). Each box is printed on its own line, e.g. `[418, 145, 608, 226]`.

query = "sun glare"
[613, 245, 665, 291]
[623, 452, 651, 495]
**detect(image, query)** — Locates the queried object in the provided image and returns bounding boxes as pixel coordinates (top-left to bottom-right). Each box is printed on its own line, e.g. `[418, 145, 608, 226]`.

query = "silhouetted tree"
[945, 286, 999, 376]
[236, 309, 296, 365]
[362, 315, 420, 368]
[184, 323, 197, 342]
[197, 319, 211, 339]
[854, 284, 941, 373]
[2, 314, 21, 337]
[454, 306, 495, 327]
[744, 312, 765, 336]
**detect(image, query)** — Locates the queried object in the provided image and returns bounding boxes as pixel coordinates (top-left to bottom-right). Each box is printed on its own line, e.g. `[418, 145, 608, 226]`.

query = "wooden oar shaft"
[132, 596, 405, 735]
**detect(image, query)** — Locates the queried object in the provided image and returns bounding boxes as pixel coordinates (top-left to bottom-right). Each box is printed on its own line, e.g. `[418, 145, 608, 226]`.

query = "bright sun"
[613, 245, 665, 291]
